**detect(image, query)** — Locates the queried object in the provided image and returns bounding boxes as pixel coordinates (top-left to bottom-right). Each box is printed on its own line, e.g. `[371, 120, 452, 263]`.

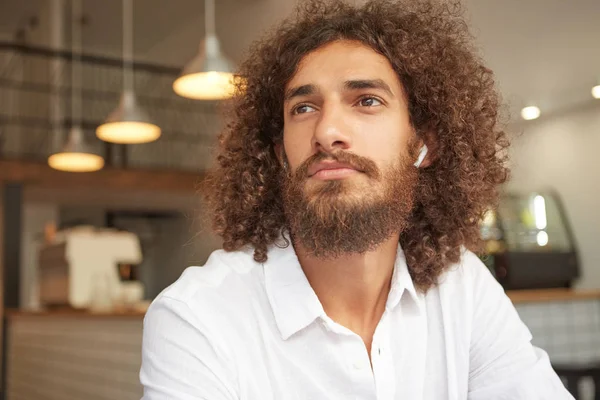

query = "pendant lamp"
[172, 0, 235, 100]
[48, 0, 104, 172]
[96, 0, 161, 144]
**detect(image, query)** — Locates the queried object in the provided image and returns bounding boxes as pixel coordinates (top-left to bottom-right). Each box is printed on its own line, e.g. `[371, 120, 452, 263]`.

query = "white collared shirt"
[140, 243, 573, 400]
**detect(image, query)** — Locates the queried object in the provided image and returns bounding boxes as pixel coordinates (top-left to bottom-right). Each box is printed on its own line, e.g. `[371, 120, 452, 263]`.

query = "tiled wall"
[516, 299, 600, 400]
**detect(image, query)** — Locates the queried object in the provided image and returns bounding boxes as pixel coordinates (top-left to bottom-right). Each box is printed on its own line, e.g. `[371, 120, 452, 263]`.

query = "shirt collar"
[263, 236, 325, 340]
[263, 236, 420, 341]
[385, 245, 421, 312]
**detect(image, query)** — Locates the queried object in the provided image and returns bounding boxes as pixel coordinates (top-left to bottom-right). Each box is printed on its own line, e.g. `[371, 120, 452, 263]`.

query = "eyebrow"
[343, 79, 394, 97]
[284, 84, 317, 102]
[284, 79, 395, 103]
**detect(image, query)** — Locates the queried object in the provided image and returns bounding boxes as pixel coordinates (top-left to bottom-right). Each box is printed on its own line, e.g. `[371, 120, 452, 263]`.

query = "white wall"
[508, 101, 600, 289]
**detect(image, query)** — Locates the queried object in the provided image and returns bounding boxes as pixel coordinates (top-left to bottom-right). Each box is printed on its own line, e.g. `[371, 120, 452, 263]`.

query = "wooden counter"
[7, 288, 600, 318]
[5, 307, 147, 319]
[506, 288, 600, 304]
[5, 307, 144, 400]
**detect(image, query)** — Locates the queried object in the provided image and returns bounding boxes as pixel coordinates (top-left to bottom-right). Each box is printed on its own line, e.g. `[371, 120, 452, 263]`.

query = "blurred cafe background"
[0, 0, 598, 399]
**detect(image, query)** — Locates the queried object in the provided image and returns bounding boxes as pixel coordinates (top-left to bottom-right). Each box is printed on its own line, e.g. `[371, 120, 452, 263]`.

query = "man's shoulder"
[158, 247, 263, 306]
[432, 248, 499, 299]
[438, 247, 493, 286]
[426, 248, 507, 323]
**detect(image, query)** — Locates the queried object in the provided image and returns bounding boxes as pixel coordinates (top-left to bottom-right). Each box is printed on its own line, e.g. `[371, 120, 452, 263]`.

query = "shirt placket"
[321, 316, 377, 400]
[394, 295, 428, 399]
[371, 311, 396, 400]
[345, 334, 377, 400]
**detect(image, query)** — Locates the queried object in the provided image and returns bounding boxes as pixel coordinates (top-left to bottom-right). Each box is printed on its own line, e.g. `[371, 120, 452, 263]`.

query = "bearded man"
[141, 1, 572, 399]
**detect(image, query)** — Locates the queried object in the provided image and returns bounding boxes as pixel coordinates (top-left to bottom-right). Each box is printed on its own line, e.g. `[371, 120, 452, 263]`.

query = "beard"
[281, 148, 418, 259]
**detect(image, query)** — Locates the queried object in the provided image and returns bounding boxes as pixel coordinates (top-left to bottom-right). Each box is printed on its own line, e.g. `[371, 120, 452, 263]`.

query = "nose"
[311, 103, 352, 153]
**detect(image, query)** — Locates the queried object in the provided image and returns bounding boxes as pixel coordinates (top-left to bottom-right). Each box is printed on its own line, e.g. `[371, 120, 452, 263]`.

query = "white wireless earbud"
[414, 144, 428, 168]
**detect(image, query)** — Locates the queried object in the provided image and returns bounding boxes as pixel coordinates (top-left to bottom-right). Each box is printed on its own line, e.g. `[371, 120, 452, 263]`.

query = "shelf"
[506, 288, 600, 304]
[5, 307, 147, 319]
[0, 159, 202, 193]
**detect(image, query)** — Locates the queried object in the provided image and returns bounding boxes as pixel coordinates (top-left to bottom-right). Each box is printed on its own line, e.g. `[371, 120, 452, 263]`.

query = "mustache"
[293, 151, 381, 180]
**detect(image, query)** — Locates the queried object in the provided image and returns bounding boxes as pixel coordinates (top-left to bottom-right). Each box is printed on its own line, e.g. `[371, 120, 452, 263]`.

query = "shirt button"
[353, 359, 368, 370]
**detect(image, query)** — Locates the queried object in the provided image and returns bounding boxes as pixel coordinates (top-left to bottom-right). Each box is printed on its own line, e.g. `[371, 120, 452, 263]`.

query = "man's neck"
[294, 234, 400, 352]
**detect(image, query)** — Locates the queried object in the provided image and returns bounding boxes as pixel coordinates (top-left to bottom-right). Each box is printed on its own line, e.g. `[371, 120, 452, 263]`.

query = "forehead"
[286, 40, 401, 92]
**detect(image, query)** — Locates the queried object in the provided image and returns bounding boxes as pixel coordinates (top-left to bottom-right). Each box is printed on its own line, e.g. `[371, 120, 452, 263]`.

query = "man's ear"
[416, 130, 438, 169]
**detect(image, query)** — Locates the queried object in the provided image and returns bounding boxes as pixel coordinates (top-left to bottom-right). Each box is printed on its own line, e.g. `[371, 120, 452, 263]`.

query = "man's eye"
[358, 97, 382, 107]
[292, 104, 316, 115]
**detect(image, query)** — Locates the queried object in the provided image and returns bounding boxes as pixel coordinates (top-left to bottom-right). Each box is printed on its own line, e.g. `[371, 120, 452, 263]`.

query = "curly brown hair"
[203, 0, 509, 291]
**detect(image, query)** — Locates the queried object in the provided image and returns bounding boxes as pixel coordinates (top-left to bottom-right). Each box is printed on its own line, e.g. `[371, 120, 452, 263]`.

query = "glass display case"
[480, 191, 579, 289]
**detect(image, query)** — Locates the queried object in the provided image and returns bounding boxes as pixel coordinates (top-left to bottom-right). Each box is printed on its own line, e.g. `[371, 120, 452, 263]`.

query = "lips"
[308, 161, 360, 177]
[294, 151, 380, 182]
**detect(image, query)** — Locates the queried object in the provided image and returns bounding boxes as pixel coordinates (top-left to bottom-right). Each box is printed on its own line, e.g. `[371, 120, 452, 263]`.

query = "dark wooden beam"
[0, 186, 4, 395]
[0, 160, 203, 194]
[2, 183, 22, 309]
[1, 183, 23, 396]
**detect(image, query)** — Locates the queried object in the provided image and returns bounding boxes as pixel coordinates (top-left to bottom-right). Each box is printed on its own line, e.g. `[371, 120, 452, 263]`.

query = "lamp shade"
[96, 90, 161, 144]
[48, 126, 105, 172]
[173, 35, 235, 100]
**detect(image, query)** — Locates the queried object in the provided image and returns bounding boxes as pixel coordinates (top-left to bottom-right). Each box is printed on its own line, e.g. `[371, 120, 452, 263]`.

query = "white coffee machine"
[38, 226, 144, 310]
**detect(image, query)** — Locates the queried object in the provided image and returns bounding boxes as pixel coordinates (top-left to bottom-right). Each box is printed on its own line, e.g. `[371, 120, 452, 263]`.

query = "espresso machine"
[38, 226, 144, 310]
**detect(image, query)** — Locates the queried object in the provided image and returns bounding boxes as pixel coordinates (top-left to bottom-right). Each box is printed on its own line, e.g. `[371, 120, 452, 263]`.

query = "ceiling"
[464, 0, 600, 120]
[0, 0, 45, 40]
[1, 0, 599, 121]
[0, 0, 212, 56]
